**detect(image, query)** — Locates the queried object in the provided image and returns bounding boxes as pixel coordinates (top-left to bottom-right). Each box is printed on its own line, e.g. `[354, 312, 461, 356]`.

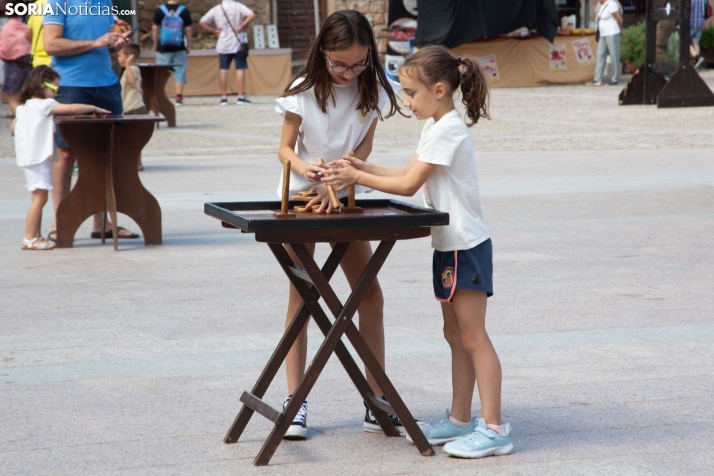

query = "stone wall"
[137, 0, 270, 50]
[326, 0, 389, 57]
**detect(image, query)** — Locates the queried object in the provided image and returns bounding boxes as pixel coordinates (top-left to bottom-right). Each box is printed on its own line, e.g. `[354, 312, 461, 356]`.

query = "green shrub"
[701, 27, 714, 50]
[666, 31, 680, 62]
[621, 21, 645, 66]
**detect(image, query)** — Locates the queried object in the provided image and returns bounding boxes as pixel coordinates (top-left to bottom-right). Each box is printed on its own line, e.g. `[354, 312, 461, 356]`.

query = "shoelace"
[293, 403, 307, 424]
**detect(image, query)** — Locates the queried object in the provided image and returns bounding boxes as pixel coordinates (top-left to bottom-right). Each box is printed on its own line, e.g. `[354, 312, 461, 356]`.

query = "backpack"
[159, 4, 186, 47]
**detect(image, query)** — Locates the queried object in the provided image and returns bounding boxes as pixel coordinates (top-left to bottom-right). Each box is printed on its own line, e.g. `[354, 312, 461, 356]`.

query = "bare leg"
[285, 243, 315, 394]
[335, 240, 385, 396]
[450, 289, 502, 425]
[175, 82, 185, 97]
[691, 39, 701, 58]
[25, 190, 48, 240]
[440, 301, 476, 422]
[7, 93, 19, 116]
[219, 69, 228, 97]
[51, 147, 74, 230]
[236, 69, 245, 97]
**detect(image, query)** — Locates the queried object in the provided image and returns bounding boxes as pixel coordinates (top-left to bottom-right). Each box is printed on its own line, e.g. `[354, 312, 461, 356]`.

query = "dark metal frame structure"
[620, 0, 714, 106]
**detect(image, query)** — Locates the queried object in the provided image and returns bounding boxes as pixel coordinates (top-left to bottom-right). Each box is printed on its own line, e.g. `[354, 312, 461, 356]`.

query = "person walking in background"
[26, 0, 51, 68]
[43, 0, 139, 241]
[199, 0, 255, 105]
[690, 0, 708, 69]
[0, 8, 32, 119]
[587, 0, 623, 86]
[152, 0, 192, 106]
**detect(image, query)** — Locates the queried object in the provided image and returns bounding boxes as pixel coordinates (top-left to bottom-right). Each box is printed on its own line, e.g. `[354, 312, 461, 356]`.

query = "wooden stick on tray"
[318, 158, 342, 210]
[273, 160, 296, 218]
[343, 151, 363, 214]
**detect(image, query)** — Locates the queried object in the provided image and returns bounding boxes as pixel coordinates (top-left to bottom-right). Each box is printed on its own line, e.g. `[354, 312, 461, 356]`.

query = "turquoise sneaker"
[443, 418, 513, 458]
[405, 409, 476, 446]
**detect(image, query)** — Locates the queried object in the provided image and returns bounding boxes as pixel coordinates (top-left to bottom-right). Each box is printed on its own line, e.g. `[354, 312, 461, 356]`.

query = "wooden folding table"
[204, 199, 449, 466]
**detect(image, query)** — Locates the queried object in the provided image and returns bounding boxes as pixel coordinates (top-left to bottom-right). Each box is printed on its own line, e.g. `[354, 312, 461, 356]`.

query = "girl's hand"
[322, 160, 358, 191]
[305, 184, 341, 214]
[340, 154, 367, 171]
[94, 107, 111, 114]
[305, 159, 329, 182]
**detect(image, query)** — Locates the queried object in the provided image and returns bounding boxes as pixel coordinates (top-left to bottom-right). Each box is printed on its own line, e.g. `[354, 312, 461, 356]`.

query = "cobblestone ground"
[1, 72, 713, 475]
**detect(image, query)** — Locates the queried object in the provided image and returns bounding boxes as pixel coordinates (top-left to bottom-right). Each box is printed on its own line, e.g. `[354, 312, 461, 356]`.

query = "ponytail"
[456, 56, 489, 126]
[401, 45, 489, 127]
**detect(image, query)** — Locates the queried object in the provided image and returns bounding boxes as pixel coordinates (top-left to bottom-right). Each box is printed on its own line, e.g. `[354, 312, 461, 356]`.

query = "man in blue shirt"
[44, 0, 139, 240]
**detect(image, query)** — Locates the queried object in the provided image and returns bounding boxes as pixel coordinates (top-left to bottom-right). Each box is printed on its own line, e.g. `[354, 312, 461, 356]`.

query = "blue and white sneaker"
[443, 418, 513, 458]
[363, 400, 427, 436]
[405, 409, 476, 445]
[282, 396, 308, 440]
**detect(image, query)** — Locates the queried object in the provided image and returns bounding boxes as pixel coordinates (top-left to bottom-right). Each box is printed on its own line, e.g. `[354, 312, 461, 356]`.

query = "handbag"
[706, 4, 713, 19]
[16, 54, 32, 67]
[220, 3, 249, 58]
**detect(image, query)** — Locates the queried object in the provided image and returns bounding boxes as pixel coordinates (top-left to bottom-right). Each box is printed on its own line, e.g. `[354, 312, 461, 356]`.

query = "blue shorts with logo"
[433, 239, 493, 302]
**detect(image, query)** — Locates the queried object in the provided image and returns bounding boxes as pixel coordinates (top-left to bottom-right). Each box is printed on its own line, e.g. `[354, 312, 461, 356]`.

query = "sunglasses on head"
[42, 82, 59, 92]
[326, 53, 371, 74]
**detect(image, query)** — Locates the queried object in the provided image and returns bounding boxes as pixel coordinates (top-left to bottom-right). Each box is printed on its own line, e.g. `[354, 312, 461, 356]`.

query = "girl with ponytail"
[323, 45, 513, 459]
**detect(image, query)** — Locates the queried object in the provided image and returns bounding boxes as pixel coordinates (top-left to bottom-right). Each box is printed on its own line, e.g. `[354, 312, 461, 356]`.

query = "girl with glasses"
[274, 10, 413, 440]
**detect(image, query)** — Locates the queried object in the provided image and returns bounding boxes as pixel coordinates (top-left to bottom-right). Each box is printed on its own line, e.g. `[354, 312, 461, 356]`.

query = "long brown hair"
[282, 10, 402, 119]
[401, 45, 489, 126]
[19, 66, 59, 105]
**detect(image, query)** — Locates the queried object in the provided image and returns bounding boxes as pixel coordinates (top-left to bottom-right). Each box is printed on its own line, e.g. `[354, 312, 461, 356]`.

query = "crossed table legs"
[223, 239, 434, 466]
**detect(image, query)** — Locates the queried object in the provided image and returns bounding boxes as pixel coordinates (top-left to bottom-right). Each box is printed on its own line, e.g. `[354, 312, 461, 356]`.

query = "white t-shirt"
[417, 109, 489, 252]
[14, 98, 58, 167]
[200, 0, 253, 54]
[597, 0, 622, 37]
[274, 76, 399, 197]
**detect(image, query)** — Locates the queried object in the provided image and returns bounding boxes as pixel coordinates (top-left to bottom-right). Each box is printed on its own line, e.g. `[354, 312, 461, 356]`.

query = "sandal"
[90, 226, 140, 239]
[47, 230, 57, 242]
[22, 237, 55, 250]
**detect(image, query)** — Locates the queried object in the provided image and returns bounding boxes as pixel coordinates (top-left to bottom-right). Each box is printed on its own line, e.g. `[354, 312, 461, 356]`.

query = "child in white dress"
[13, 66, 109, 250]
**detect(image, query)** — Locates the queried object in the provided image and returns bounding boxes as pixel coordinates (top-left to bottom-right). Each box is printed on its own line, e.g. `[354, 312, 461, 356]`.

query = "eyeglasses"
[326, 54, 370, 74]
[42, 82, 59, 92]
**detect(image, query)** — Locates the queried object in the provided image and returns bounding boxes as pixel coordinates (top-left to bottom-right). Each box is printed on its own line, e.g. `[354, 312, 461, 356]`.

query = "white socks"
[487, 423, 506, 436]
[448, 414, 471, 428]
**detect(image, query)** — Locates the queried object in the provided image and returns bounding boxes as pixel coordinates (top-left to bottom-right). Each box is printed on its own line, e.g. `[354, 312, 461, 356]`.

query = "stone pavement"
[1, 76, 713, 474]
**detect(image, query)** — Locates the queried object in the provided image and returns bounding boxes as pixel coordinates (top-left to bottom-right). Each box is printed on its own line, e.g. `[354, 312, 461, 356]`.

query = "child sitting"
[13, 66, 109, 250]
[117, 43, 147, 170]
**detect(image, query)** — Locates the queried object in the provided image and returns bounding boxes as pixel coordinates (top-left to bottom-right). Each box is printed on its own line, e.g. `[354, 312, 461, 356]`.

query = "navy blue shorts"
[55, 83, 123, 149]
[219, 52, 248, 70]
[433, 239, 493, 302]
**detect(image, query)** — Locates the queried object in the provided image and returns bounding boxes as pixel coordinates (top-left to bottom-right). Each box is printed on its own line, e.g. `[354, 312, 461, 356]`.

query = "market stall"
[450, 34, 598, 88]
[140, 48, 292, 97]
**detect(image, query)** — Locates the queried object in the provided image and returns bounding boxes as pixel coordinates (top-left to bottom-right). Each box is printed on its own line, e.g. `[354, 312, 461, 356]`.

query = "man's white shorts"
[22, 159, 53, 192]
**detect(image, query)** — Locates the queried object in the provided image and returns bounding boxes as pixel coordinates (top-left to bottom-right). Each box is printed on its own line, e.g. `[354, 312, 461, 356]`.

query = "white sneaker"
[283, 396, 308, 440]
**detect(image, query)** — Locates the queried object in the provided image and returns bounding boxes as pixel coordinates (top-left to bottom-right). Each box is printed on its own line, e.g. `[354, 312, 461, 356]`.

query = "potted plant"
[700, 27, 714, 65]
[620, 21, 645, 73]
